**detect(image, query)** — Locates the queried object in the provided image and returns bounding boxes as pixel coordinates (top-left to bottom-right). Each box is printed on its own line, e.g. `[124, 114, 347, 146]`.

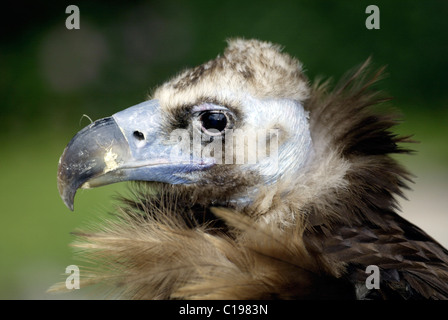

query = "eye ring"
[200, 111, 230, 136]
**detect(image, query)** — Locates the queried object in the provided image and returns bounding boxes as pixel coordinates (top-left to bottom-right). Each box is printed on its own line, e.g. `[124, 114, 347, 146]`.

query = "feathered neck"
[302, 60, 413, 227]
[217, 60, 413, 229]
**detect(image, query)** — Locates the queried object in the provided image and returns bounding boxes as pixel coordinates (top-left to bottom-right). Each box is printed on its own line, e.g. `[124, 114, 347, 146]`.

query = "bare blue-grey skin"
[57, 95, 313, 211]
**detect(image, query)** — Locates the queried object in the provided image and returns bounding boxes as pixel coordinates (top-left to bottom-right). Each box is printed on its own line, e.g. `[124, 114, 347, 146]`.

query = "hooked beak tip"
[57, 173, 75, 211]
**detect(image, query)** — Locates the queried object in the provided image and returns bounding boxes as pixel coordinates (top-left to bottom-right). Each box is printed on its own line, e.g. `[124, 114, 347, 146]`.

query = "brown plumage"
[55, 39, 448, 299]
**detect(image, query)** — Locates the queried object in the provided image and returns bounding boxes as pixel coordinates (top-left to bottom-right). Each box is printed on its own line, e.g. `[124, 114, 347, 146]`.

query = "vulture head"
[58, 39, 313, 216]
[56, 39, 448, 299]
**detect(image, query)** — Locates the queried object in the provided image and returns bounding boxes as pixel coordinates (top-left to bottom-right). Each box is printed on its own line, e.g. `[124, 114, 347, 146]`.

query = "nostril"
[133, 131, 145, 141]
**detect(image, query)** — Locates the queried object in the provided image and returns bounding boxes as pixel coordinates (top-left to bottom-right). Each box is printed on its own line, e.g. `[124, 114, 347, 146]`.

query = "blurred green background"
[0, 0, 447, 299]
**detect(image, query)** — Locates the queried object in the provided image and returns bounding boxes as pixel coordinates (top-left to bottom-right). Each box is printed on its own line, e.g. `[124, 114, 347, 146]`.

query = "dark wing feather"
[305, 212, 448, 299]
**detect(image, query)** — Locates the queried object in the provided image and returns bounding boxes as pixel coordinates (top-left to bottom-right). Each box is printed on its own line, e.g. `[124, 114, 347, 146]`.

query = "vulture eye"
[133, 131, 145, 141]
[200, 111, 229, 135]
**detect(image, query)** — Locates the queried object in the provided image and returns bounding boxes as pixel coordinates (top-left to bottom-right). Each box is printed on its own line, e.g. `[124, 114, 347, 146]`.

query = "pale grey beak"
[57, 100, 214, 211]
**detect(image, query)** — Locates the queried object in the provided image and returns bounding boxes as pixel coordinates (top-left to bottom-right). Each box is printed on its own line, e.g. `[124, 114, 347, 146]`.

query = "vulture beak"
[57, 100, 214, 211]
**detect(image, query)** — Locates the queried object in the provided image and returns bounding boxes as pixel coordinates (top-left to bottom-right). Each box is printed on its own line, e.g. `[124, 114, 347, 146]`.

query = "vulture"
[56, 39, 448, 300]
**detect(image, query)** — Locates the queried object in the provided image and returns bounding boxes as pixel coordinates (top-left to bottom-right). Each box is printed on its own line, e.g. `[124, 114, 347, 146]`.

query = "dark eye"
[200, 112, 228, 135]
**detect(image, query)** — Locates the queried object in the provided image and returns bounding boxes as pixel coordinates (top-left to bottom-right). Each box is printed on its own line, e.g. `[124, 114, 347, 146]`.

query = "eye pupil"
[201, 112, 227, 132]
